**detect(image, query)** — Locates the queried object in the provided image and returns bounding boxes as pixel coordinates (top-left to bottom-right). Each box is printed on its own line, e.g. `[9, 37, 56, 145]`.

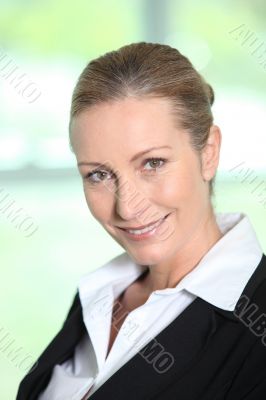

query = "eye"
[84, 157, 167, 185]
[84, 170, 113, 184]
[143, 157, 167, 172]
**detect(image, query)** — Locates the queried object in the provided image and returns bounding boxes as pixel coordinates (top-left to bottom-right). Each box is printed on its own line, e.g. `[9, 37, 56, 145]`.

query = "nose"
[115, 175, 149, 221]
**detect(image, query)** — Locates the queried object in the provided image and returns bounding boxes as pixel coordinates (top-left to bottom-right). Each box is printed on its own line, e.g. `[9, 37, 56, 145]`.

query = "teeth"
[126, 218, 164, 235]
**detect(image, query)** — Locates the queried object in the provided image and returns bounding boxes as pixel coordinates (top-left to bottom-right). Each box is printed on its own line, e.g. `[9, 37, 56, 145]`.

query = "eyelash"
[84, 157, 167, 184]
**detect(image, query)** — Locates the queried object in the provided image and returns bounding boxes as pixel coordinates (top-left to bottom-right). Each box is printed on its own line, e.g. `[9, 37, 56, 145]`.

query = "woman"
[17, 42, 266, 399]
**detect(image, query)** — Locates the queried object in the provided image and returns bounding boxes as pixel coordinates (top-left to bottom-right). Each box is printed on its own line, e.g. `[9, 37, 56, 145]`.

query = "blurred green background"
[1, 1, 266, 398]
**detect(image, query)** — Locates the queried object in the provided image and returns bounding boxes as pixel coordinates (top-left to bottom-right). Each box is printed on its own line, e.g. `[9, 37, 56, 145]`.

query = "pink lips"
[117, 213, 170, 231]
[117, 213, 171, 241]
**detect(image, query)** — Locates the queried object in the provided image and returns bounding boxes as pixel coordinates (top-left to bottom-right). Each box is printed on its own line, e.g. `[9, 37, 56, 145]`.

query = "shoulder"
[226, 331, 266, 398]
[237, 253, 266, 315]
[62, 290, 81, 326]
[222, 254, 266, 399]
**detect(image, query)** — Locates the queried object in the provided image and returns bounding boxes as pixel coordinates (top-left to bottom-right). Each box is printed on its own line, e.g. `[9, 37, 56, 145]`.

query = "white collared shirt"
[38, 212, 263, 400]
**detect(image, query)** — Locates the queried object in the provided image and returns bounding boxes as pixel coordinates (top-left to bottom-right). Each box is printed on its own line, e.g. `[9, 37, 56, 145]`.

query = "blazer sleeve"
[16, 289, 81, 400]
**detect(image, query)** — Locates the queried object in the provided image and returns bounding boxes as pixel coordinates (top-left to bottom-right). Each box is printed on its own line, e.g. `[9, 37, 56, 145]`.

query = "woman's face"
[70, 96, 220, 266]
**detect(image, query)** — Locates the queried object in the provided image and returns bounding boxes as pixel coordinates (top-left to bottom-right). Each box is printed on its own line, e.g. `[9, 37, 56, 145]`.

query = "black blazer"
[17, 254, 266, 400]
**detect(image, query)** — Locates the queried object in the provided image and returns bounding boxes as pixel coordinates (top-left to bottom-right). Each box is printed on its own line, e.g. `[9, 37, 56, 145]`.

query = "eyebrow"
[77, 145, 172, 167]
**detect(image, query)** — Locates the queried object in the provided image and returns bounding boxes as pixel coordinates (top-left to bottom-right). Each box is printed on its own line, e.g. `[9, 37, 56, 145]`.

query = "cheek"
[155, 166, 198, 204]
[83, 187, 110, 220]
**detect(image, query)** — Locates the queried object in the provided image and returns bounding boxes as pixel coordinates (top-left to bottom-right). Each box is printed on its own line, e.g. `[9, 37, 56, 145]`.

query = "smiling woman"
[69, 95, 222, 269]
[17, 42, 266, 400]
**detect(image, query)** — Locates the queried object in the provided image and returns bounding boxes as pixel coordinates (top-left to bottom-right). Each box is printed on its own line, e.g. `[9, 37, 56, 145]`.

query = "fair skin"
[70, 96, 223, 303]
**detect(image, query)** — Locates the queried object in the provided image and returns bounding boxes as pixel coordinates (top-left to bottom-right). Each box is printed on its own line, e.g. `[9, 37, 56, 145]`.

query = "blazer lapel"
[89, 296, 218, 400]
[89, 254, 266, 400]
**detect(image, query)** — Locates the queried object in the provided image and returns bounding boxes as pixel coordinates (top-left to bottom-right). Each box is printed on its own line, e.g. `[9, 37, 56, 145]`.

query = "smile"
[117, 213, 171, 241]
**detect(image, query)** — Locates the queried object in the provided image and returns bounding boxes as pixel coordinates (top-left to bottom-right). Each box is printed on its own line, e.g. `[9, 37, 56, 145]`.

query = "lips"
[117, 213, 170, 231]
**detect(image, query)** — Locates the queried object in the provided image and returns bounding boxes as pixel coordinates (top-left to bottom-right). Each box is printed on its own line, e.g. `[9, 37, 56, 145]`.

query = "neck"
[140, 211, 223, 295]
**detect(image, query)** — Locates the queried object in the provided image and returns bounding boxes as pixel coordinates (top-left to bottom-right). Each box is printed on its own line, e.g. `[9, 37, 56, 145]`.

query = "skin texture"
[70, 96, 223, 300]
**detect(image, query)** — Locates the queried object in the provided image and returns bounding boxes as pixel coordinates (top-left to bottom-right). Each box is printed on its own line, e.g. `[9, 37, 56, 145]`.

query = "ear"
[200, 125, 222, 182]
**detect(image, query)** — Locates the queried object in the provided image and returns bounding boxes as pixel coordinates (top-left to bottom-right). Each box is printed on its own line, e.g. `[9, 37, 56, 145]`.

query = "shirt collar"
[177, 212, 263, 310]
[78, 212, 263, 312]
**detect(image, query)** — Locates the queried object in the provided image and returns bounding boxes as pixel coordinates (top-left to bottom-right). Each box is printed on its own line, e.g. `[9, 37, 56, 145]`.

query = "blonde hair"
[69, 42, 216, 196]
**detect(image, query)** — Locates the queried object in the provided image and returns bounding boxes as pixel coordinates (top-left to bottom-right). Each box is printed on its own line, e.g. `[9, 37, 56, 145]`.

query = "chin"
[127, 245, 168, 267]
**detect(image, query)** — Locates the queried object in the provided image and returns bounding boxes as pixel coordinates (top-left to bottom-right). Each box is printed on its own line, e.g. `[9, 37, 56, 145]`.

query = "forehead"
[70, 97, 185, 157]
